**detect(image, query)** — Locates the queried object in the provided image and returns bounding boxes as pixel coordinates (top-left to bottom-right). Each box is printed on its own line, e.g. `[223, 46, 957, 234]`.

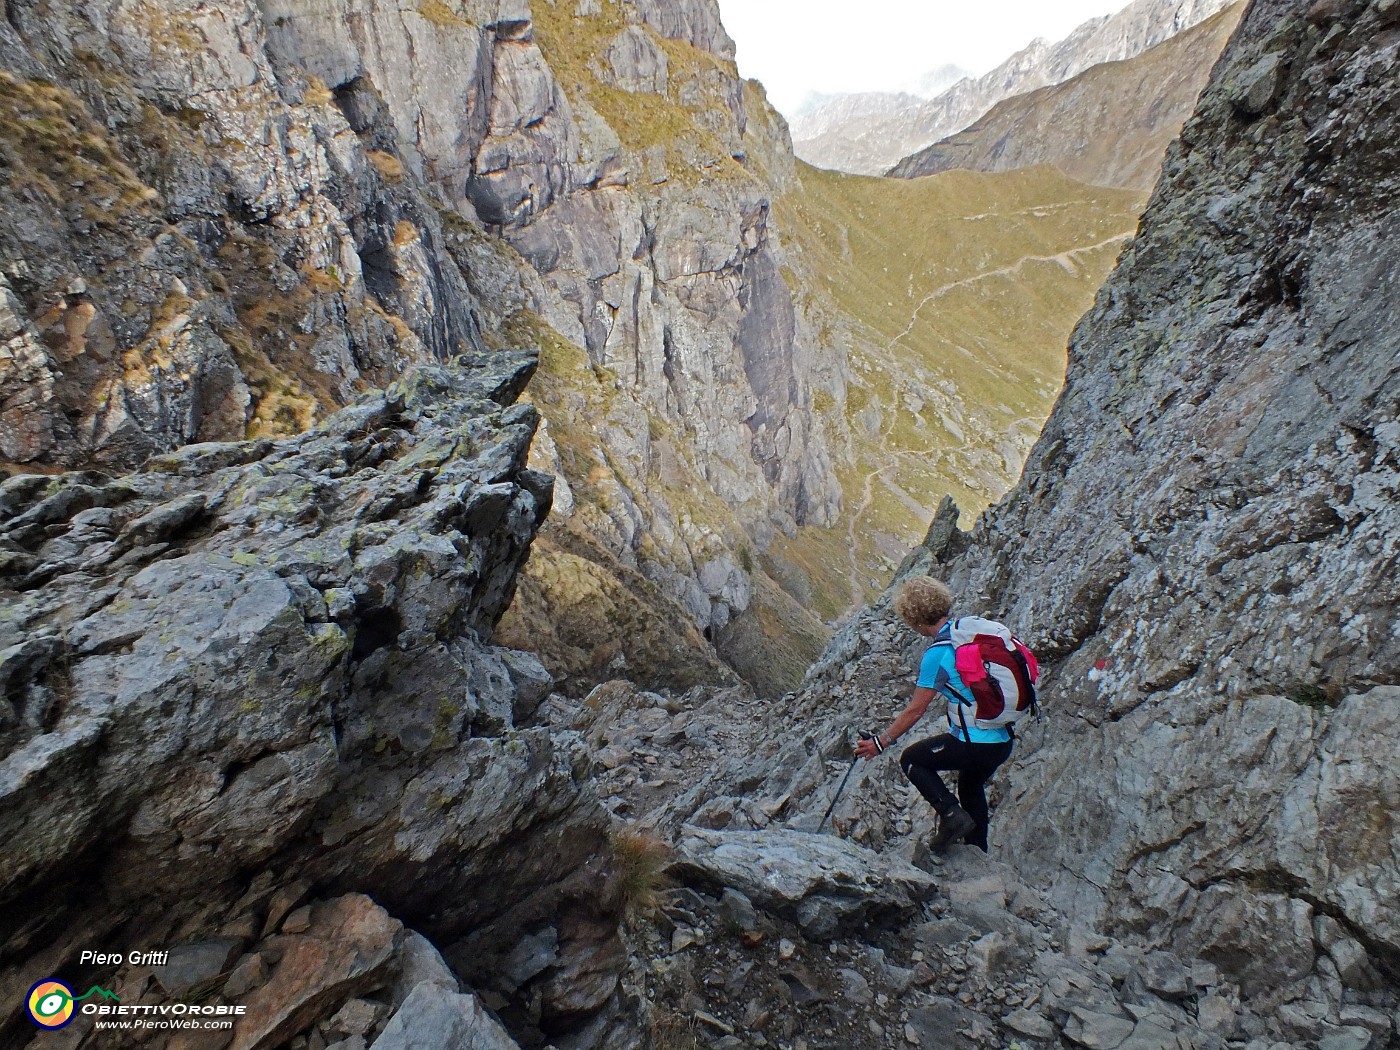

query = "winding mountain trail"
[889, 229, 1138, 350]
[834, 224, 1138, 617]
[843, 465, 885, 613]
[841, 448, 956, 617]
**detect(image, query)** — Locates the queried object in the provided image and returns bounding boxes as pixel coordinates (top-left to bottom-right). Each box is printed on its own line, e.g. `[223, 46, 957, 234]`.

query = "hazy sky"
[716, 0, 1127, 115]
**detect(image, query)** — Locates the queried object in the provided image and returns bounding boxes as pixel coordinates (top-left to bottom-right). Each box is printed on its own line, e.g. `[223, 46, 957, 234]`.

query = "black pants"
[900, 733, 1014, 851]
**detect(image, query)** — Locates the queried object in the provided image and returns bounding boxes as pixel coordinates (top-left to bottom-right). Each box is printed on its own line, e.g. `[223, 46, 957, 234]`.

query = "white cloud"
[716, 0, 1127, 114]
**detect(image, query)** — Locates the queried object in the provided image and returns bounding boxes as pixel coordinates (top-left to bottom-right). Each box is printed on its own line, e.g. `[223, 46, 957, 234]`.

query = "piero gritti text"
[79, 949, 169, 966]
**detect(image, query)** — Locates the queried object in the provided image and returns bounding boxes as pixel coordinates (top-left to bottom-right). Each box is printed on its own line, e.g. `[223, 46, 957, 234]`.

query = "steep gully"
[570, 0, 1400, 1046]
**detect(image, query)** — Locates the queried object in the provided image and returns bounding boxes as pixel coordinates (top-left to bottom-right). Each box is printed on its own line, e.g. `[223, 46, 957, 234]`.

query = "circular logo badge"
[27, 980, 76, 1029]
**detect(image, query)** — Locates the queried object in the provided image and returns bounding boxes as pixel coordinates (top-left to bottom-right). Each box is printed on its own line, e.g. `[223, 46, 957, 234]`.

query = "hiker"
[854, 577, 1036, 854]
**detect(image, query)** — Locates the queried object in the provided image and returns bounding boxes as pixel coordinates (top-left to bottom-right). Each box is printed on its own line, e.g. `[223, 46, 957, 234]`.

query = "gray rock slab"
[154, 938, 244, 996]
[1065, 1006, 1137, 1049]
[1137, 951, 1192, 1001]
[670, 827, 935, 940]
[390, 932, 459, 1009]
[1118, 1019, 1180, 1050]
[907, 997, 983, 1049]
[1003, 1008, 1057, 1040]
[1316, 1028, 1377, 1050]
[370, 982, 520, 1050]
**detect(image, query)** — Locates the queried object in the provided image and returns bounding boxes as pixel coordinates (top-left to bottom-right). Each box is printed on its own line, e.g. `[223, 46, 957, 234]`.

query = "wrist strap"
[867, 729, 885, 754]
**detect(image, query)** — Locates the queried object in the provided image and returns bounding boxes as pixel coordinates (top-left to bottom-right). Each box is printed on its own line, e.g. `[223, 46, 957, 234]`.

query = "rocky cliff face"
[604, 0, 1400, 1044]
[0, 2, 869, 1042]
[0, 363, 637, 1046]
[795, 0, 1400, 1035]
[0, 0, 847, 698]
[927, 0, 1400, 981]
[793, 0, 1237, 176]
[787, 90, 935, 176]
[929, 0, 1400, 968]
[0, 0, 504, 468]
[496, 0, 843, 536]
[888, 3, 1246, 191]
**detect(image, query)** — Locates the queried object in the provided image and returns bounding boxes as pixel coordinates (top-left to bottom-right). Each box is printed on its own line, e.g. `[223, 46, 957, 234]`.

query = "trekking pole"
[816, 733, 873, 834]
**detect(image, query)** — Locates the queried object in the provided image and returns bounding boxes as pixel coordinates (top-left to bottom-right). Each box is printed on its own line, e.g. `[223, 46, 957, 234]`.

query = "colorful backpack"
[944, 616, 1040, 732]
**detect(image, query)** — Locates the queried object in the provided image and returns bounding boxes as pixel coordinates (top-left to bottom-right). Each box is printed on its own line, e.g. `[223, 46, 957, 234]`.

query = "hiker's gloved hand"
[853, 731, 886, 760]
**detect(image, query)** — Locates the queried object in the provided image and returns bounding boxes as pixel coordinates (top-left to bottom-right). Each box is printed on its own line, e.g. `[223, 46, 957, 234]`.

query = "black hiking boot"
[929, 807, 976, 854]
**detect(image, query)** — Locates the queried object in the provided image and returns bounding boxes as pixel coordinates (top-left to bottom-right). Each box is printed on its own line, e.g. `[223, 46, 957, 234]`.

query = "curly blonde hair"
[895, 577, 954, 629]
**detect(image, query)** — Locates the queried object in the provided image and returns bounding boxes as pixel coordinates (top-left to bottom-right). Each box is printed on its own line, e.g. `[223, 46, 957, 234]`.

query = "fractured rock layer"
[0, 364, 623, 1044]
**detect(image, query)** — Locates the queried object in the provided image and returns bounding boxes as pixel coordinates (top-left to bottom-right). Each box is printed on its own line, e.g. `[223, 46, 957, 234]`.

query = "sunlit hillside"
[770, 163, 1147, 619]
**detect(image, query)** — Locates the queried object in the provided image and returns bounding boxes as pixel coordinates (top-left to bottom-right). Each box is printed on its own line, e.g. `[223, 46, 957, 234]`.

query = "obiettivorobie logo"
[26, 980, 120, 1029]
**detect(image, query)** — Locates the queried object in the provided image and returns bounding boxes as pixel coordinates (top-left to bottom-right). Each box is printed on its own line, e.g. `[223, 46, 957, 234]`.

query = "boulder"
[534, 918, 627, 1024]
[0, 367, 619, 1042]
[1117, 1020, 1180, 1050]
[1063, 1007, 1137, 1049]
[370, 983, 520, 1050]
[1003, 1008, 1058, 1040]
[389, 932, 459, 1008]
[906, 997, 986, 1049]
[229, 896, 402, 1050]
[223, 954, 269, 999]
[669, 827, 936, 939]
[1316, 1028, 1378, 1050]
[154, 939, 245, 996]
[1228, 53, 1284, 115]
[1136, 951, 1192, 1002]
[324, 999, 384, 1040]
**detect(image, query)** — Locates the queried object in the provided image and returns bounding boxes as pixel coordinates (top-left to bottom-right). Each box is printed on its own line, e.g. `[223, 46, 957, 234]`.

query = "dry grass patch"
[303, 76, 334, 107]
[302, 264, 344, 294]
[224, 331, 323, 438]
[0, 72, 159, 216]
[392, 220, 418, 250]
[648, 1009, 700, 1050]
[529, 0, 747, 184]
[417, 0, 471, 27]
[366, 149, 406, 180]
[611, 828, 672, 918]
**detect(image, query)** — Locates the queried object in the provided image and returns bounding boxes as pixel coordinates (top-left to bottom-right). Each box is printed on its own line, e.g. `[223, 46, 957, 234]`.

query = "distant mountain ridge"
[789, 64, 969, 123]
[791, 0, 1238, 175]
[888, 3, 1247, 190]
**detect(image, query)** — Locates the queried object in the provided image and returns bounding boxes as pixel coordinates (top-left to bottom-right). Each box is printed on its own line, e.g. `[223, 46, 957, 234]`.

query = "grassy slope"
[773, 163, 1147, 616]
